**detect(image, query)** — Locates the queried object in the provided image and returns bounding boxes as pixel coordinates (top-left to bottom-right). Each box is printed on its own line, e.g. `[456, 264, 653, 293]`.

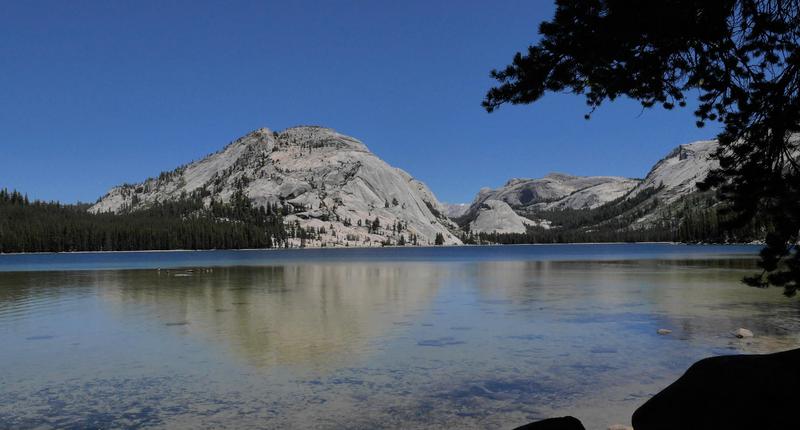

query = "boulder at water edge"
[513, 416, 586, 430]
[632, 348, 800, 429]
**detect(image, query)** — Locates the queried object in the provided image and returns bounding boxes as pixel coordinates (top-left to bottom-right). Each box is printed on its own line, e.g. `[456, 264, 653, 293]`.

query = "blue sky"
[1, 1, 720, 204]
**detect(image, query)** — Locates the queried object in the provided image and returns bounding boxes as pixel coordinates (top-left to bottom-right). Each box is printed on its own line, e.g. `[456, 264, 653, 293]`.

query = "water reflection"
[1, 251, 799, 429]
[95, 264, 445, 369]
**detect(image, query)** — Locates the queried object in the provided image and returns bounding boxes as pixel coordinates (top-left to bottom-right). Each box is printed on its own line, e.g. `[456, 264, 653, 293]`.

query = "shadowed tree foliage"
[485, 0, 800, 295]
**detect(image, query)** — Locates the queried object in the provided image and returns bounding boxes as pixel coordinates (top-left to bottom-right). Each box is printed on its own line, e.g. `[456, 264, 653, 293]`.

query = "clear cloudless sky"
[1, 0, 721, 204]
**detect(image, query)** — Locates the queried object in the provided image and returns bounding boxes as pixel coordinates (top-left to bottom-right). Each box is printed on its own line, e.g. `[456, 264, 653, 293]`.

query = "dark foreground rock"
[513, 416, 585, 430]
[633, 348, 800, 429]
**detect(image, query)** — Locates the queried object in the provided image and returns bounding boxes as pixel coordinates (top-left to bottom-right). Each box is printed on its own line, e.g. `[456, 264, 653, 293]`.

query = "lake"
[1, 244, 799, 429]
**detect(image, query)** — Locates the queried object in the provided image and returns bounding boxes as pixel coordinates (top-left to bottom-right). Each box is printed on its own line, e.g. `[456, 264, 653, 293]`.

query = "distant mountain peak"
[91, 126, 460, 247]
[629, 139, 718, 204]
[469, 173, 639, 217]
[503, 178, 532, 187]
[543, 172, 577, 180]
[456, 137, 722, 235]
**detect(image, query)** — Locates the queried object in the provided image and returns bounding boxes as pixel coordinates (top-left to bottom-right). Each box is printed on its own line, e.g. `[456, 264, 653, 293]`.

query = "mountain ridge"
[90, 125, 729, 245]
[455, 138, 728, 240]
[91, 126, 461, 247]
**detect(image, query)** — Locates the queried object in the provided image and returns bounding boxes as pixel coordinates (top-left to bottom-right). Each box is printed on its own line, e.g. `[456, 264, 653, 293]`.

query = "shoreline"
[0, 241, 762, 257]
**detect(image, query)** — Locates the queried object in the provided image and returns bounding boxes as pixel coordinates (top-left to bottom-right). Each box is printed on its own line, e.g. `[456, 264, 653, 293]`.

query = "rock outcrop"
[468, 200, 548, 234]
[632, 348, 800, 430]
[91, 126, 461, 247]
[515, 349, 800, 430]
[457, 173, 638, 234]
[444, 203, 470, 219]
[628, 139, 718, 204]
[512, 416, 586, 430]
[473, 173, 639, 212]
[456, 140, 723, 235]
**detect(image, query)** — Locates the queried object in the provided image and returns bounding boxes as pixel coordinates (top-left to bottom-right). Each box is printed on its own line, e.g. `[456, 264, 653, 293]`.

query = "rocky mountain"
[468, 200, 550, 234]
[624, 139, 720, 226]
[628, 139, 718, 203]
[443, 203, 470, 219]
[91, 126, 461, 247]
[91, 128, 727, 244]
[456, 140, 721, 235]
[467, 173, 639, 212]
[456, 173, 639, 234]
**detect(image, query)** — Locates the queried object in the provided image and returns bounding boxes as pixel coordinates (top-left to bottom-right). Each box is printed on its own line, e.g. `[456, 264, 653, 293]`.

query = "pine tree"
[484, 0, 800, 294]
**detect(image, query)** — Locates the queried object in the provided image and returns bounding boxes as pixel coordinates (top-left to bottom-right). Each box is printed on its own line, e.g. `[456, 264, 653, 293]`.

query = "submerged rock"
[734, 328, 754, 338]
[632, 348, 800, 429]
[513, 416, 586, 430]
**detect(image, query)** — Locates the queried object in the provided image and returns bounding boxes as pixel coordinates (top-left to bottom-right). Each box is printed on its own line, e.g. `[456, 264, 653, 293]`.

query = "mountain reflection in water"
[98, 264, 446, 369]
[1, 246, 799, 429]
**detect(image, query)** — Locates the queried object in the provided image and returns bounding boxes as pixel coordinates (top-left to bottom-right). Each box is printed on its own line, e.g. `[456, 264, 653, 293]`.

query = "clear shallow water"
[1, 244, 799, 429]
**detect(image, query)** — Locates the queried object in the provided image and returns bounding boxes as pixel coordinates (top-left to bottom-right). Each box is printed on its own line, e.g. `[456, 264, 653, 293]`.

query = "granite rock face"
[456, 140, 723, 234]
[623, 139, 721, 227]
[444, 202, 470, 219]
[472, 173, 639, 212]
[468, 199, 548, 234]
[628, 140, 718, 204]
[454, 173, 636, 234]
[456, 173, 638, 234]
[91, 126, 461, 247]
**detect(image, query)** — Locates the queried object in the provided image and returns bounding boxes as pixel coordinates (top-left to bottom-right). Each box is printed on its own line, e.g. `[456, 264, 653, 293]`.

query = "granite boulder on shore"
[513, 347, 800, 430]
[512, 416, 585, 430]
[632, 347, 800, 429]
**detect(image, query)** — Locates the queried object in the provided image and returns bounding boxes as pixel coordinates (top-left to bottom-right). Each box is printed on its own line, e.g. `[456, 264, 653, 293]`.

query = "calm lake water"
[2, 244, 799, 429]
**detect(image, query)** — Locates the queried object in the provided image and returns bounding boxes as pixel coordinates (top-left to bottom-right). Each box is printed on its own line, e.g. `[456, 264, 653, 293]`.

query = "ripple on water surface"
[0, 245, 798, 429]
